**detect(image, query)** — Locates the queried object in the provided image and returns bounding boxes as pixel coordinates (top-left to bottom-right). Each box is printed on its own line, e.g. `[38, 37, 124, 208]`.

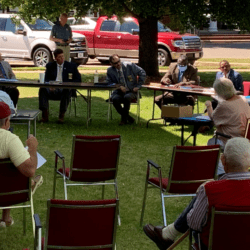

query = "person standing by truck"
[50, 13, 72, 62]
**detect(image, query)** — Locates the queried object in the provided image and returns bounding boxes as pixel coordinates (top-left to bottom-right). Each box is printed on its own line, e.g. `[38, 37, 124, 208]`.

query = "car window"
[0, 18, 7, 31]
[100, 20, 121, 31]
[120, 21, 139, 33]
[5, 18, 16, 33]
[75, 18, 88, 25]
[26, 19, 52, 31]
[158, 21, 171, 32]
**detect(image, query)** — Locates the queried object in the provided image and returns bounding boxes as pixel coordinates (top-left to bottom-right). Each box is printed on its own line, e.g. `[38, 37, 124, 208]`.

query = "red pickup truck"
[73, 16, 203, 66]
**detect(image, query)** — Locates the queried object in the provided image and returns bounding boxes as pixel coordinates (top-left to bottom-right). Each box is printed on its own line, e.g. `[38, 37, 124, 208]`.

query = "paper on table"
[195, 115, 211, 121]
[25, 147, 46, 169]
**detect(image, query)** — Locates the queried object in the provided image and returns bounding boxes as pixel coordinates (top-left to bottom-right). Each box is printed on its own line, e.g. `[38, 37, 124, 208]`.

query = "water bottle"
[94, 70, 99, 83]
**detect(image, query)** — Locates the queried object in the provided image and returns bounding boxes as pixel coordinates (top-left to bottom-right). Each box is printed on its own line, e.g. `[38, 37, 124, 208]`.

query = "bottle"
[94, 70, 99, 83]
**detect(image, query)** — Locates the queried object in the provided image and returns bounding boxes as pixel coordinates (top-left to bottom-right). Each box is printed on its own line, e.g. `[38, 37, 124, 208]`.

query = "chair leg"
[30, 195, 35, 236]
[23, 204, 26, 235]
[140, 182, 149, 226]
[74, 97, 77, 117]
[102, 184, 105, 199]
[64, 177, 68, 200]
[52, 170, 57, 199]
[161, 193, 167, 226]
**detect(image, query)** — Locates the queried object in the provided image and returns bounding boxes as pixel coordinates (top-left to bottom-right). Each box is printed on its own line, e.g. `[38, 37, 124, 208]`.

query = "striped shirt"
[187, 172, 250, 232]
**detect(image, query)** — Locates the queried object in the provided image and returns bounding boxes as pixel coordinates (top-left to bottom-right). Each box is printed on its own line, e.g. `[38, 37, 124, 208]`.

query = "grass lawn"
[0, 71, 249, 249]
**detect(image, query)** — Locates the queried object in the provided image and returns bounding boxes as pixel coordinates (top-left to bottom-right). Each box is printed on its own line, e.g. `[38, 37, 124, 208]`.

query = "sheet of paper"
[195, 115, 211, 121]
[25, 147, 46, 169]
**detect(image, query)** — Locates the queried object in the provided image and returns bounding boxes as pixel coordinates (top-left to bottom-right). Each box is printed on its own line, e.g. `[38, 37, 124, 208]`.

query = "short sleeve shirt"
[0, 128, 30, 166]
[51, 23, 72, 46]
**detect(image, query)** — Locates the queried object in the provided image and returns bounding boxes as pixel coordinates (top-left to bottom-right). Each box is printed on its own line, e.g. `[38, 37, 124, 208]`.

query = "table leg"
[86, 89, 92, 127]
[181, 124, 184, 146]
[27, 121, 31, 138]
[34, 118, 37, 137]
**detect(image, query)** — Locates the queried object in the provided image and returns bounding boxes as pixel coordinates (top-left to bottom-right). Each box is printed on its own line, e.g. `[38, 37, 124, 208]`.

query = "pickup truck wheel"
[158, 48, 171, 66]
[33, 48, 52, 67]
[98, 59, 110, 65]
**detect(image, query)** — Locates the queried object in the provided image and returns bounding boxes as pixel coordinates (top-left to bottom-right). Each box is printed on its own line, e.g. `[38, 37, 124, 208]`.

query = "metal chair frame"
[140, 145, 220, 227]
[34, 199, 119, 250]
[107, 90, 140, 123]
[0, 159, 35, 236]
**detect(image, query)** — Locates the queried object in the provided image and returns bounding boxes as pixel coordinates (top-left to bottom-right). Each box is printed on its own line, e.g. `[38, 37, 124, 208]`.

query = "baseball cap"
[0, 101, 11, 119]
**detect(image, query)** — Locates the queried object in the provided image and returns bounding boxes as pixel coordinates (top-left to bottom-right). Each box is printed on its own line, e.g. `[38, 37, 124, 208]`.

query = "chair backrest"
[208, 206, 250, 250]
[167, 145, 220, 194]
[45, 199, 118, 250]
[244, 119, 250, 140]
[243, 81, 250, 96]
[0, 158, 30, 206]
[70, 135, 121, 182]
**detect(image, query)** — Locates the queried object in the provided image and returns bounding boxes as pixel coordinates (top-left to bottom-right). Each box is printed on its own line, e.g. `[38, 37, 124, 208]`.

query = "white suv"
[0, 14, 89, 66]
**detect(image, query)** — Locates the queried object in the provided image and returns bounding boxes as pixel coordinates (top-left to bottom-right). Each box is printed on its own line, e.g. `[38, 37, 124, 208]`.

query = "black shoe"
[128, 115, 135, 124]
[143, 224, 174, 250]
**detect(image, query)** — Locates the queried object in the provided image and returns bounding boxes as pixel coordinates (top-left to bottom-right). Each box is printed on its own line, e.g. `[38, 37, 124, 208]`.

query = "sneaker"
[32, 175, 43, 195]
[0, 217, 14, 228]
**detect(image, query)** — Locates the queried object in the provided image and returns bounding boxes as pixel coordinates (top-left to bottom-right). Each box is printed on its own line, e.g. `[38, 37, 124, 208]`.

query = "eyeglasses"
[112, 60, 120, 65]
[220, 65, 230, 69]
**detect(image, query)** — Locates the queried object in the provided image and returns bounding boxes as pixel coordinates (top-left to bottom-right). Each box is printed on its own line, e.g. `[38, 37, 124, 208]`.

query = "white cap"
[0, 90, 16, 114]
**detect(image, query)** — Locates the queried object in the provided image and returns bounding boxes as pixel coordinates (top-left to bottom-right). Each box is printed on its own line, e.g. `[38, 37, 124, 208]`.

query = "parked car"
[67, 17, 96, 31]
[72, 16, 203, 66]
[0, 14, 89, 66]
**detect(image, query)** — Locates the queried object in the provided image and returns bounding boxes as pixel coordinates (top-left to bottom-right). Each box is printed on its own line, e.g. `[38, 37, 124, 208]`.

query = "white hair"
[224, 137, 250, 170]
[213, 78, 236, 100]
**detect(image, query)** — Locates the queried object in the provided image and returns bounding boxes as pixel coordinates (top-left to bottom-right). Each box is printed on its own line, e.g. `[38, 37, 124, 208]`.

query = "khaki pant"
[56, 45, 70, 62]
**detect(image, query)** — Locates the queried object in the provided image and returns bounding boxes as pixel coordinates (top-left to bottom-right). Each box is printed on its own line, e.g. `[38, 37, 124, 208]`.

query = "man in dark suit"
[155, 55, 198, 109]
[106, 54, 146, 125]
[39, 49, 81, 123]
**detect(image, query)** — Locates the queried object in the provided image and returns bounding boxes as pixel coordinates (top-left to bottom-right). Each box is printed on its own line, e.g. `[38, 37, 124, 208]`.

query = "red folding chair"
[140, 145, 220, 226]
[0, 158, 34, 235]
[53, 135, 121, 223]
[34, 199, 119, 250]
[189, 206, 250, 250]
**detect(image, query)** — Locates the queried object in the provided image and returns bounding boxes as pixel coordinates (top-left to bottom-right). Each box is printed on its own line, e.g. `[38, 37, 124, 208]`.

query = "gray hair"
[224, 137, 250, 170]
[213, 78, 236, 100]
[0, 116, 10, 127]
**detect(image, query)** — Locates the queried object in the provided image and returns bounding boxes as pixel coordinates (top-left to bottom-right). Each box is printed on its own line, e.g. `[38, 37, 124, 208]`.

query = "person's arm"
[234, 73, 244, 95]
[205, 100, 213, 119]
[161, 71, 172, 85]
[66, 26, 73, 44]
[72, 64, 81, 82]
[187, 186, 209, 232]
[49, 26, 64, 44]
[132, 63, 146, 89]
[6, 62, 16, 79]
[16, 135, 38, 177]
[181, 66, 198, 86]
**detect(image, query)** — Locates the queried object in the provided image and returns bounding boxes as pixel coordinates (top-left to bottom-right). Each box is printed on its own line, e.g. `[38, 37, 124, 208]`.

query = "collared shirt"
[0, 62, 7, 79]
[51, 23, 72, 46]
[187, 172, 250, 232]
[56, 62, 64, 82]
[222, 72, 230, 78]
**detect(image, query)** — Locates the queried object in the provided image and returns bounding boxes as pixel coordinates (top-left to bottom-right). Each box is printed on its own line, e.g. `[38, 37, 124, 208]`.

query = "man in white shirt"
[38, 49, 81, 123]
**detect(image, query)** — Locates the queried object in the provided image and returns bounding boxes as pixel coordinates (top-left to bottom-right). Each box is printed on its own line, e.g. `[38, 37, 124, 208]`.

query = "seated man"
[0, 102, 42, 228]
[210, 60, 244, 109]
[155, 55, 198, 109]
[106, 54, 146, 125]
[0, 52, 19, 107]
[143, 137, 250, 250]
[39, 49, 81, 124]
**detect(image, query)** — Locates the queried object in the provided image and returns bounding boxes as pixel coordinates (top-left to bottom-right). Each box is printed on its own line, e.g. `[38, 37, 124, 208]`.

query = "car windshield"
[26, 19, 53, 31]
[158, 21, 171, 32]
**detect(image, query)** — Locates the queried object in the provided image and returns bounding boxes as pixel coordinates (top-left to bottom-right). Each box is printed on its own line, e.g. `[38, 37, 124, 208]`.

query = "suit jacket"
[216, 69, 243, 92]
[1, 60, 16, 79]
[161, 63, 198, 85]
[44, 61, 81, 83]
[106, 62, 146, 92]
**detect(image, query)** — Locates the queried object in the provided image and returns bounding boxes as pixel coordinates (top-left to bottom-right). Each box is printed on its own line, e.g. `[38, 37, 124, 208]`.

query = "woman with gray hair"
[205, 78, 250, 175]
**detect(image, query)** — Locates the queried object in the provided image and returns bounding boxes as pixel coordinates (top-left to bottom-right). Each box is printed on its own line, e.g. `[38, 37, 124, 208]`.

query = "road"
[7, 42, 250, 67]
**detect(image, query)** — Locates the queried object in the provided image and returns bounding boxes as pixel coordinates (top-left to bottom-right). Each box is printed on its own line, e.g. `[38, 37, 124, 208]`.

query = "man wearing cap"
[50, 13, 72, 61]
[155, 55, 198, 109]
[0, 53, 19, 107]
[0, 102, 42, 228]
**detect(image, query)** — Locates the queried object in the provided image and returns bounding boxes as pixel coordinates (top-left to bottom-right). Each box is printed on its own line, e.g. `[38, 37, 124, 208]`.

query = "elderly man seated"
[143, 137, 250, 250]
[155, 55, 198, 109]
[0, 102, 42, 228]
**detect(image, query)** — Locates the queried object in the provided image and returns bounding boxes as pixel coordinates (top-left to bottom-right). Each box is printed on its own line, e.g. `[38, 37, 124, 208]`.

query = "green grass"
[1, 70, 249, 249]
[199, 58, 250, 63]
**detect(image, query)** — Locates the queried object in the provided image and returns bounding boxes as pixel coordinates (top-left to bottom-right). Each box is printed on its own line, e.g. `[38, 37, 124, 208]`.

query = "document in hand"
[25, 146, 46, 169]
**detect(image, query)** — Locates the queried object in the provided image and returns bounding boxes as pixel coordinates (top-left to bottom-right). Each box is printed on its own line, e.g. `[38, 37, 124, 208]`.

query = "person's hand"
[173, 83, 184, 88]
[49, 87, 55, 92]
[26, 135, 38, 150]
[161, 78, 171, 85]
[120, 86, 126, 93]
[205, 100, 212, 108]
[58, 39, 64, 44]
[133, 87, 139, 92]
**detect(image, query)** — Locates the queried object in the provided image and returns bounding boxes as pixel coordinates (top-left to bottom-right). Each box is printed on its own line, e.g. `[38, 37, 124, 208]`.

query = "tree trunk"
[138, 17, 159, 77]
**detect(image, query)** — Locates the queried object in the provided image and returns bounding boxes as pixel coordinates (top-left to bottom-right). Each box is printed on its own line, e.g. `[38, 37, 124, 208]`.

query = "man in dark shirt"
[50, 13, 72, 61]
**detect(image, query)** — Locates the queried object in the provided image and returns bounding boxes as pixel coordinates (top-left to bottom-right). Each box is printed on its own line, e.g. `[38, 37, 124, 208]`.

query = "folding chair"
[0, 158, 34, 235]
[140, 145, 220, 227]
[189, 206, 250, 250]
[52, 135, 121, 222]
[107, 90, 141, 124]
[34, 198, 119, 250]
